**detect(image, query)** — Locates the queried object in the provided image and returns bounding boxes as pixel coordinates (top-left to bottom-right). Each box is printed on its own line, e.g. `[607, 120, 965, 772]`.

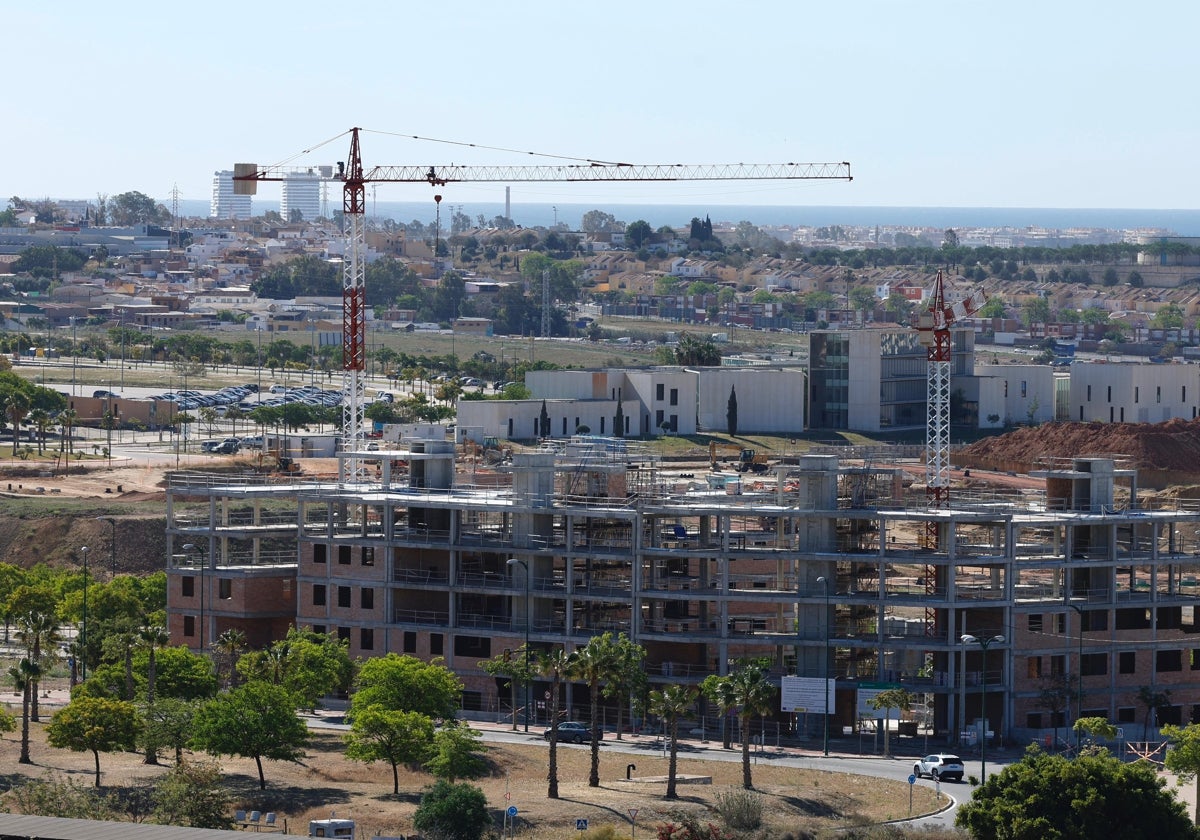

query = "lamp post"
[961, 634, 1004, 784]
[183, 543, 206, 652]
[78, 546, 89, 680]
[70, 316, 79, 397]
[95, 516, 117, 577]
[1066, 601, 1085, 754]
[507, 558, 531, 732]
[816, 575, 831, 756]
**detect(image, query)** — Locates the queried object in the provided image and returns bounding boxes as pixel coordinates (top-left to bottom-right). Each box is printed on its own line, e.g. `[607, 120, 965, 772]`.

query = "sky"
[5, 1, 1199, 213]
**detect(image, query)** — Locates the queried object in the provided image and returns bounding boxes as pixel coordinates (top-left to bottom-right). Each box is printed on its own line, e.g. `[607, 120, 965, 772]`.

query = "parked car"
[269, 384, 288, 394]
[200, 441, 222, 453]
[241, 436, 264, 450]
[914, 754, 964, 782]
[542, 721, 599, 744]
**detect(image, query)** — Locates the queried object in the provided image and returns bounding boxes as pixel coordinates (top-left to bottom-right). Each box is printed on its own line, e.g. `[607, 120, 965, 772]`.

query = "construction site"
[161, 431, 1200, 748]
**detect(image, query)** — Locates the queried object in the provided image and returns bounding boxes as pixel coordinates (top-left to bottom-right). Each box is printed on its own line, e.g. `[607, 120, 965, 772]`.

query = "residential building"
[165, 446, 1200, 746]
[281, 170, 323, 222]
[210, 171, 252, 220]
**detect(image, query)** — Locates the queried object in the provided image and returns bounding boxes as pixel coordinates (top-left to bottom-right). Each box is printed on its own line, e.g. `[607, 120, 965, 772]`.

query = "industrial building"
[165, 440, 1200, 746]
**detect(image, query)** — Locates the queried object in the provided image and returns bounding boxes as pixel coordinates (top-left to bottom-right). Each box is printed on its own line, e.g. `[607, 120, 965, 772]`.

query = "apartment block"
[165, 444, 1200, 744]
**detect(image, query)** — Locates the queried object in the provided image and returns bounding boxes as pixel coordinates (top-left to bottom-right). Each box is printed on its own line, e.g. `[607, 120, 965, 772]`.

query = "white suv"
[914, 754, 964, 782]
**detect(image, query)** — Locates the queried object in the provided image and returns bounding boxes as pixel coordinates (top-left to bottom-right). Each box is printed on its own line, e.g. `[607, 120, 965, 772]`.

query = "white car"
[914, 754, 964, 782]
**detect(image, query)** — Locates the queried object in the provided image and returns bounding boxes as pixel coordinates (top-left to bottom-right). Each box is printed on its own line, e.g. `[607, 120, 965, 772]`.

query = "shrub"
[714, 788, 762, 830]
[412, 780, 491, 840]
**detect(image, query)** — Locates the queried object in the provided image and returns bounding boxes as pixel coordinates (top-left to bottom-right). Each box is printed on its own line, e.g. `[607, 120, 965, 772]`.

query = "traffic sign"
[507, 806, 518, 817]
[908, 774, 916, 785]
[628, 808, 639, 820]
[575, 818, 589, 831]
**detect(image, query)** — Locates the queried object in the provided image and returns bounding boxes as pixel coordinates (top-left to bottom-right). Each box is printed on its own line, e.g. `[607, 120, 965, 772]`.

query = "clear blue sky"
[6, 0, 1198, 211]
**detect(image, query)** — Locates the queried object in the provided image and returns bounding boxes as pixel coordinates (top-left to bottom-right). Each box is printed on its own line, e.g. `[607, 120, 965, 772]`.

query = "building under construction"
[165, 441, 1200, 744]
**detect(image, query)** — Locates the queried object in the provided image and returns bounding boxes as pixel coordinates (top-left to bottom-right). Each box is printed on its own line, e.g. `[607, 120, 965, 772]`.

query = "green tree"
[956, 746, 1197, 840]
[539, 648, 572, 799]
[237, 627, 353, 710]
[649, 684, 695, 799]
[673, 333, 721, 366]
[849, 285, 877, 318]
[1153, 303, 1185, 329]
[150, 758, 232, 829]
[9, 657, 39, 763]
[6, 390, 29, 456]
[1023, 296, 1052, 329]
[978, 296, 1007, 319]
[1163, 722, 1200, 823]
[570, 634, 621, 787]
[426, 721, 488, 782]
[480, 646, 537, 731]
[190, 680, 308, 790]
[702, 664, 776, 789]
[141, 697, 198, 766]
[412, 780, 492, 840]
[109, 191, 171, 226]
[350, 653, 462, 720]
[625, 219, 652, 249]
[868, 687, 913, 758]
[344, 706, 435, 794]
[601, 634, 648, 742]
[726, 386, 738, 437]
[46, 695, 139, 786]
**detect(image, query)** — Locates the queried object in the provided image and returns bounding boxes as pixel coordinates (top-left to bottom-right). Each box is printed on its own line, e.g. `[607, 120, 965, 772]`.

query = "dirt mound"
[961, 418, 1200, 474]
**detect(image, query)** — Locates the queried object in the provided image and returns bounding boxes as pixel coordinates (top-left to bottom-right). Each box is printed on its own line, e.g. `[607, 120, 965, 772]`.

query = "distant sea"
[177, 200, 1200, 237]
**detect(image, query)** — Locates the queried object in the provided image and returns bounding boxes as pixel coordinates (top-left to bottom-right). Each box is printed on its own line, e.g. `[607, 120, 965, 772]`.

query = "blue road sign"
[507, 806, 518, 817]
[576, 819, 589, 831]
[908, 774, 917, 785]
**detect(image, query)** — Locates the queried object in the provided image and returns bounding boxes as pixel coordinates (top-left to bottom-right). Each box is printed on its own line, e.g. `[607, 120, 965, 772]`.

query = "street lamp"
[507, 557, 531, 732]
[961, 634, 1004, 784]
[1066, 601, 1085, 754]
[70, 316, 79, 397]
[95, 516, 117, 576]
[816, 575, 831, 757]
[183, 543, 206, 651]
[78, 546, 89, 680]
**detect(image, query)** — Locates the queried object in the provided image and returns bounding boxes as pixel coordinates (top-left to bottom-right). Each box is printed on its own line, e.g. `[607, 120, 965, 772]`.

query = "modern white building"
[281, 170, 323, 222]
[210, 171, 252, 220]
[973, 364, 1059, 427]
[693, 367, 806, 433]
[808, 328, 974, 432]
[1068, 362, 1200, 424]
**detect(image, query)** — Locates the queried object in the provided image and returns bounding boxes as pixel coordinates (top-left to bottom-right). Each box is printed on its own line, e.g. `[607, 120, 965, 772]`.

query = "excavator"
[709, 441, 769, 473]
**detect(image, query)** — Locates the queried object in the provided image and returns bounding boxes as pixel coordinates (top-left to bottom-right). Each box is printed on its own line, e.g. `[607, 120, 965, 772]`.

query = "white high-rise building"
[281, 170, 323, 222]
[210, 171, 252, 219]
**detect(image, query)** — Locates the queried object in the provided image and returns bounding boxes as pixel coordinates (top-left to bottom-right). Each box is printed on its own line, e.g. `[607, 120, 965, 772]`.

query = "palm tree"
[6, 391, 29, 455]
[9, 657, 39, 763]
[58, 408, 78, 455]
[649, 684, 696, 799]
[15, 608, 60, 722]
[569, 633, 620, 787]
[139, 623, 170, 764]
[539, 649, 572, 799]
[705, 664, 776, 789]
[27, 408, 50, 454]
[212, 628, 247, 690]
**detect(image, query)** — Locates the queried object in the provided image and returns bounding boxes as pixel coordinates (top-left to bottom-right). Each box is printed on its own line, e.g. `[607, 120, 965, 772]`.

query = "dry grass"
[0, 712, 947, 838]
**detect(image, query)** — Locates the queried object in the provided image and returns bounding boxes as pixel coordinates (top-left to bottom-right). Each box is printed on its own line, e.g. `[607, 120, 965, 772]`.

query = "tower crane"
[234, 127, 852, 479]
[916, 269, 986, 631]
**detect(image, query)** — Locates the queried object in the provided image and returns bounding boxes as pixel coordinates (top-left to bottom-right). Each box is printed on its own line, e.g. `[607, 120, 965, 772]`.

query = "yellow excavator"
[709, 442, 769, 473]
